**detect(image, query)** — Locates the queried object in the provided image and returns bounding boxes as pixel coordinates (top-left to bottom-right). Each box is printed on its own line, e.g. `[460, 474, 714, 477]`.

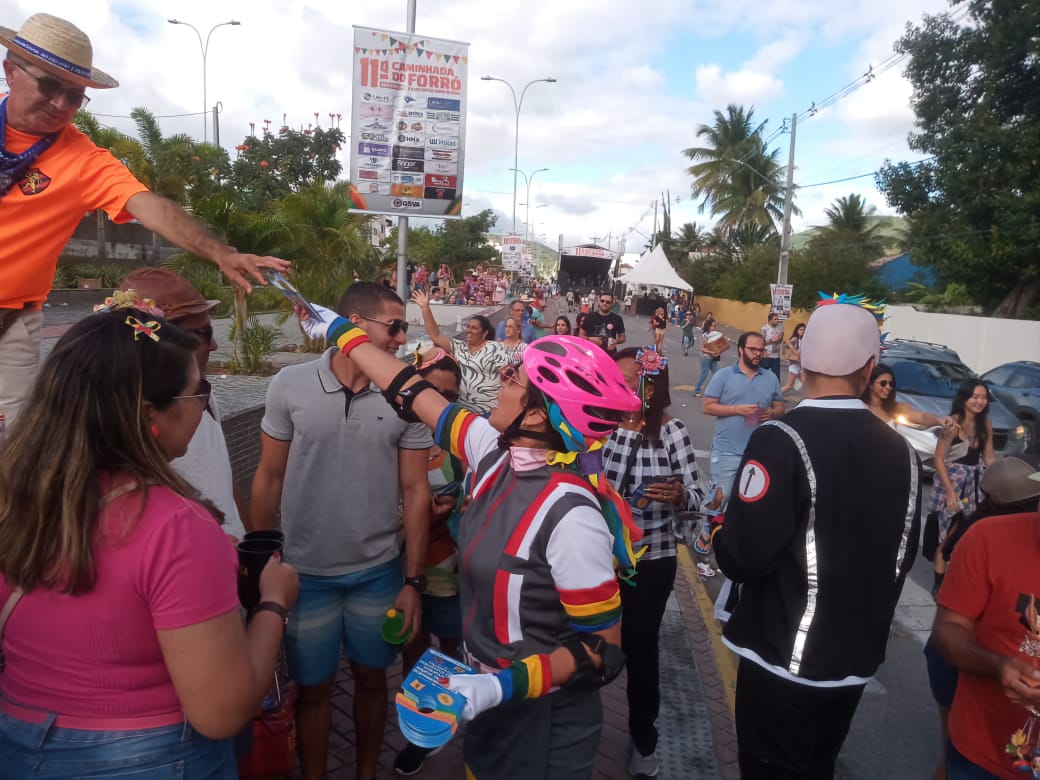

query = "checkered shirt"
[603, 420, 703, 561]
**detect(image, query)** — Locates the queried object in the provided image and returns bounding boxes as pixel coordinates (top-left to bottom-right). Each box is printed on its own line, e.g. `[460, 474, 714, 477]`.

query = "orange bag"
[237, 679, 297, 779]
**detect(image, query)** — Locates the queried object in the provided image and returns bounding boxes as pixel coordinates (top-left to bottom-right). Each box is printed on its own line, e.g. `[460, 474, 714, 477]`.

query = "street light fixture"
[481, 75, 556, 233]
[168, 18, 241, 143]
[510, 167, 548, 242]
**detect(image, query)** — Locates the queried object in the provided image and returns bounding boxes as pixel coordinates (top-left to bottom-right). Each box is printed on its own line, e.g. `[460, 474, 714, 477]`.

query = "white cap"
[800, 304, 881, 376]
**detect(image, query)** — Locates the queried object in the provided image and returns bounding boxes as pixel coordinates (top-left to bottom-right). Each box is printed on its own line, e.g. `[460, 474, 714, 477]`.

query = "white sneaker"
[628, 746, 661, 777]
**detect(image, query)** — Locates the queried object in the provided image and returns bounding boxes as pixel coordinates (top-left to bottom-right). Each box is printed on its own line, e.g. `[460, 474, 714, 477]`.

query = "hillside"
[790, 215, 908, 254]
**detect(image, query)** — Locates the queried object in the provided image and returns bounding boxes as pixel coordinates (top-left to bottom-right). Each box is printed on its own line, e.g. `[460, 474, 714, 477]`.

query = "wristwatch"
[254, 601, 289, 624]
[403, 575, 428, 593]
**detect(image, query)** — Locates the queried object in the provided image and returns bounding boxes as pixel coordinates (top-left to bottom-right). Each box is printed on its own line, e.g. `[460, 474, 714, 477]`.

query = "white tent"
[617, 244, 692, 291]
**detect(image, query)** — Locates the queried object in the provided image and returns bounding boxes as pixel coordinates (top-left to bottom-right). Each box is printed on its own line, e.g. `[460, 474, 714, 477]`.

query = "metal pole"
[512, 97, 520, 233]
[396, 0, 417, 304]
[778, 112, 797, 285]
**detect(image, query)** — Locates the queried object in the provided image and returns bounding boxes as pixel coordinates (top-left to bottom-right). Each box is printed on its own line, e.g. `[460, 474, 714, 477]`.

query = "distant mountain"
[791, 215, 908, 254]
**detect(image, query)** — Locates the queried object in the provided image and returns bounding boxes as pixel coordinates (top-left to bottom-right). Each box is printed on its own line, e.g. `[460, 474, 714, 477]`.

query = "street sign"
[770, 283, 793, 320]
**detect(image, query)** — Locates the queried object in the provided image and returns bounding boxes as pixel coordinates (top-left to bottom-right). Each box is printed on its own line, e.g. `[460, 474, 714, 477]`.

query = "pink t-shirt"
[0, 482, 238, 723]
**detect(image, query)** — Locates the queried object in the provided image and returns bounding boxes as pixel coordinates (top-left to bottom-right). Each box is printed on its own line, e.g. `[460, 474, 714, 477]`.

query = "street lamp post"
[481, 75, 556, 233]
[511, 167, 548, 240]
[167, 18, 241, 143]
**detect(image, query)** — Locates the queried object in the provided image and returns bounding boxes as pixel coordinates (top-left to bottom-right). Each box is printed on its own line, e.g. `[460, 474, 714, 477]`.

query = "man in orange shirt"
[932, 455, 1040, 778]
[0, 13, 289, 424]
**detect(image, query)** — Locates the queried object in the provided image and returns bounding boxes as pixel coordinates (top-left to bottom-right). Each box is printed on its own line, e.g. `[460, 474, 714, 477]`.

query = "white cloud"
[3, 0, 953, 253]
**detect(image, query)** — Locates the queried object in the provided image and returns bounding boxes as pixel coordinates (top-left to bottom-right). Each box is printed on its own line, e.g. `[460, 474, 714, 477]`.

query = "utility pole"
[777, 113, 797, 285]
[396, 0, 417, 305]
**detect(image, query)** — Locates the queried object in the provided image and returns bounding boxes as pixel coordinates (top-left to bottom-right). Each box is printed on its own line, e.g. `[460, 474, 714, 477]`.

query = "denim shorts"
[285, 558, 402, 684]
[0, 707, 234, 779]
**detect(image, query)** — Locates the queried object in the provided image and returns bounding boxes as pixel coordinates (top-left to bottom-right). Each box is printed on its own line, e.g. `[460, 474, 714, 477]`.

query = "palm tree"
[682, 105, 789, 237]
[674, 222, 708, 256]
[820, 194, 885, 259]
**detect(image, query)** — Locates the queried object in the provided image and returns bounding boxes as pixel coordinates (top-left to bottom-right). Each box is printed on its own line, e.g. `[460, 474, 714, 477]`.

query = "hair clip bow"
[636, 345, 667, 376]
[125, 316, 162, 342]
[94, 289, 164, 318]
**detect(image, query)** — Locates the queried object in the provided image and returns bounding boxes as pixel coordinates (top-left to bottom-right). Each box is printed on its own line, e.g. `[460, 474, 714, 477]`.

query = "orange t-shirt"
[939, 512, 1040, 778]
[0, 120, 148, 308]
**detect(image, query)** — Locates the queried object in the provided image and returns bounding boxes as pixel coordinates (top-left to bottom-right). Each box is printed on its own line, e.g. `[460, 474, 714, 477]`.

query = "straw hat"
[0, 13, 118, 89]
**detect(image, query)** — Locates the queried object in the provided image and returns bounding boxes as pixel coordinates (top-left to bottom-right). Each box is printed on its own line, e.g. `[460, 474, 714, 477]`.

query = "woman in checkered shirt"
[602, 346, 704, 777]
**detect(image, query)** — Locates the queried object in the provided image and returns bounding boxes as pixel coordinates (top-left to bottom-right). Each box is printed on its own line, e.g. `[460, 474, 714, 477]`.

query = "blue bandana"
[0, 97, 60, 198]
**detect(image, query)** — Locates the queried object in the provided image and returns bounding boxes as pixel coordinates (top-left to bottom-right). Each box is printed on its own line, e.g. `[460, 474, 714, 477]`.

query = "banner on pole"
[348, 26, 469, 218]
[770, 283, 793, 320]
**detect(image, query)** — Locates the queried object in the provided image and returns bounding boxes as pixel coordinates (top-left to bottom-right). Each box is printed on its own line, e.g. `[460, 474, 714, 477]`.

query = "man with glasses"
[119, 268, 248, 539]
[0, 13, 289, 426]
[579, 292, 626, 354]
[701, 332, 784, 523]
[251, 282, 432, 780]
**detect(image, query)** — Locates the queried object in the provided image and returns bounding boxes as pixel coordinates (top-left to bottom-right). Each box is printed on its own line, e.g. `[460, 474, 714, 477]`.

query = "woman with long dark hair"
[928, 379, 995, 588]
[861, 363, 948, 427]
[602, 347, 702, 777]
[554, 315, 573, 335]
[0, 303, 298, 778]
[298, 300, 642, 780]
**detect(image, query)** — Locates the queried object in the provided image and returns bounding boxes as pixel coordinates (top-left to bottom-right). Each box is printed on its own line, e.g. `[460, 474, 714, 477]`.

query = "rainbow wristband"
[494, 653, 553, 701]
[326, 317, 370, 357]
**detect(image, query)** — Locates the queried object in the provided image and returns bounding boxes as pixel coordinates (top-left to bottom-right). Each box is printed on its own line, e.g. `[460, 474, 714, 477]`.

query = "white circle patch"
[736, 460, 770, 503]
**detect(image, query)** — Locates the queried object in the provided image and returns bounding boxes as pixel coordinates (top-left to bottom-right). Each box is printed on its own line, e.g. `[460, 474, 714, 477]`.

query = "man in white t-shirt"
[120, 268, 248, 538]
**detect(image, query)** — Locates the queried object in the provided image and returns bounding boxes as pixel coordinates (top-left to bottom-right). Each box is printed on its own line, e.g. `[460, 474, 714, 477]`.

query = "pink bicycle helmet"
[522, 335, 640, 439]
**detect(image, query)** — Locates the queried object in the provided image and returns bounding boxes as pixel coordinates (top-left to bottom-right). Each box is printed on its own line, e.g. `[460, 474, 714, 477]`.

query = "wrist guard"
[562, 635, 626, 692]
[383, 365, 437, 422]
[327, 317, 370, 357]
[494, 654, 553, 701]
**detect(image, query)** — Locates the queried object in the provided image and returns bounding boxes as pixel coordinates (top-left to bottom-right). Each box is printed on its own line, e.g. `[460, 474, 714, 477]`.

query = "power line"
[89, 110, 209, 119]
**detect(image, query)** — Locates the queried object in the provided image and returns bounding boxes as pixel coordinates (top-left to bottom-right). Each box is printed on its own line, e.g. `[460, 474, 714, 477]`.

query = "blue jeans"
[0, 708, 235, 779]
[693, 356, 718, 394]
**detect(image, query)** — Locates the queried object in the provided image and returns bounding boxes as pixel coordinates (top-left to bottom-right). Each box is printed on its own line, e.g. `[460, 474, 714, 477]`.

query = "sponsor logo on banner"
[392, 197, 423, 210]
[391, 173, 423, 184]
[425, 149, 458, 161]
[361, 119, 390, 131]
[396, 108, 425, 119]
[362, 92, 393, 103]
[426, 110, 461, 122]
[396, 132, 424, 146]
[360, 131, 390, 143]
[425, 174, 457, 188]
[427, 97, 461, 111]
[425, 160, 458, 175]
[426, 135, 459, 149]
[392, 145, 425, 160]
[391, 183, 425, 197]
[425, 121, 460, 136]
[362, 182, 391, 194]
[360, 104, 393, 118]
[362, 155, 391, 168]
[358, 142, 390, 157]
[357, 168, 387, 180]
[395, 120, 426, 132]
[424, 186, 456, 200]
[392, 158, 425, 172]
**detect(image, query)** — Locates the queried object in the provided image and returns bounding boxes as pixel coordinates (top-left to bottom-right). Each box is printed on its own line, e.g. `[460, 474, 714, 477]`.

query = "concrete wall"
[698, 295, 1040, 374]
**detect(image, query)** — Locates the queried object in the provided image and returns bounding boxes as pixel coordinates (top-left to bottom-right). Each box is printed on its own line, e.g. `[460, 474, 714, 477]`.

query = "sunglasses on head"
[362, 315, 409, 337]
[12, 61, 90, 108]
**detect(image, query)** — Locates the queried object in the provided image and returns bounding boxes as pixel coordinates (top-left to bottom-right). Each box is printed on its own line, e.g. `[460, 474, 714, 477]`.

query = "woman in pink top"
[0, 304, 299, 779]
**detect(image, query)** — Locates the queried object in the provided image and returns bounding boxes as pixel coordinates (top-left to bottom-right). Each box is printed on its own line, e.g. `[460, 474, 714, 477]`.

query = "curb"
[674, 545, 741, 780]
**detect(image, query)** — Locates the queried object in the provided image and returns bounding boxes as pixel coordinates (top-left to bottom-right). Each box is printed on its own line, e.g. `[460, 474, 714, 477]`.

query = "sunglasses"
[362, 315, 409, 337]
[499, 364, 529, 389]
[173, 378, 212, 406]
[12, 61, 90, 108]
[877, 380, 894, 387]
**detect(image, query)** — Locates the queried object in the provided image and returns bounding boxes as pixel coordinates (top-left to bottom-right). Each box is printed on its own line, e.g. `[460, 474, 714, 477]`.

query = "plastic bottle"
[380, 608, 412, 645]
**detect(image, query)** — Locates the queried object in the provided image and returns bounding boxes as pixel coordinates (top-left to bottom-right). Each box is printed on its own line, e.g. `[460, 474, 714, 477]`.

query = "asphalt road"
[622, 311, 942, 780]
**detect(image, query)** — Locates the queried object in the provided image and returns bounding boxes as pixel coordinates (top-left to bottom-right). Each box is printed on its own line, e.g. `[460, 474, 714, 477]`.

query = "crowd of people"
[1, 12, 1039, 780]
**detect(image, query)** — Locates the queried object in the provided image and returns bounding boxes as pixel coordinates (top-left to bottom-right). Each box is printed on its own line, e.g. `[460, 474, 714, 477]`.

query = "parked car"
[881, 339, 1028, 457]
[980, 361, 1040, 453]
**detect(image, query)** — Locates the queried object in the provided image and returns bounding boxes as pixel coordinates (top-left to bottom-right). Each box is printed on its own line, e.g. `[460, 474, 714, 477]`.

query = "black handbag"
[922, 511, 940, 562]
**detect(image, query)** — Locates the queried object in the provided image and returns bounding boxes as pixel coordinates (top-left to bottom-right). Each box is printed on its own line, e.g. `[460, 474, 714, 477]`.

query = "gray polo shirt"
[704, 362, 783, 457]
[261, 348, 432, 576]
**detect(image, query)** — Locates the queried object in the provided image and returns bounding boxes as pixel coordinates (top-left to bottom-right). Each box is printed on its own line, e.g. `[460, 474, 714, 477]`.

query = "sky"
[5, 0, 953, 256]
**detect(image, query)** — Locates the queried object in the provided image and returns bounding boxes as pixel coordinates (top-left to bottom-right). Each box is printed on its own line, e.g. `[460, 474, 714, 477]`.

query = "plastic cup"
[381, 608, 412, 645]
[237, 538, 283, 614]
[244, 529, 285, 546]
